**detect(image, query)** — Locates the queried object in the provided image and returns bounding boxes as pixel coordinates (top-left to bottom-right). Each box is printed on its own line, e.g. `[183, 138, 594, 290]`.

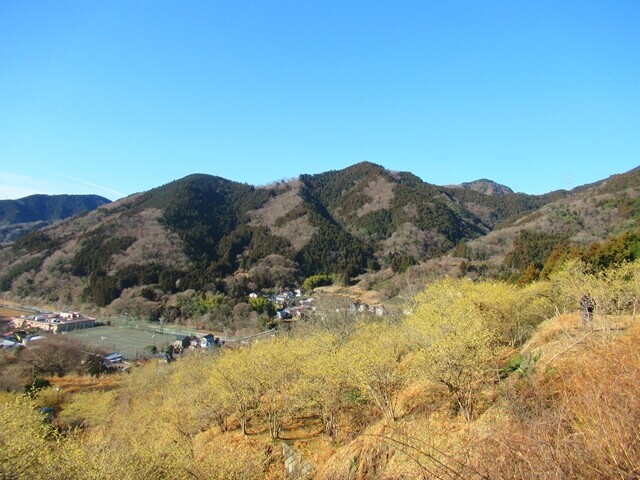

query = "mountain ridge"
[0, 163, 639, 320]
[0, 194, 111, 244]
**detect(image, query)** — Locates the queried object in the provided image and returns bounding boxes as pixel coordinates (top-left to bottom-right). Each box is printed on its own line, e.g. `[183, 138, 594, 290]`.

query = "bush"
[25, 377, 51, 397]
[303, 274, 334, 292]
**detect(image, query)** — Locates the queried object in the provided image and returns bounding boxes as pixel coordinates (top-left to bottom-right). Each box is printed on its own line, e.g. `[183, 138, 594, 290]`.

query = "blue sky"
[1, 1, 639, 201]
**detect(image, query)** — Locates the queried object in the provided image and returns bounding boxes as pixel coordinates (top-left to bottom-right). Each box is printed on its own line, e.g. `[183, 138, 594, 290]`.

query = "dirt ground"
[0, 305, 31, 323]
[313, 284, 385, 305]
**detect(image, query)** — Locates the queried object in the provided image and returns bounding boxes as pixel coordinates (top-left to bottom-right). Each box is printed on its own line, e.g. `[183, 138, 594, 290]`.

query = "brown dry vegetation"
[108, 208, 190, 272]
[0, 305, 31, 319]
[248, 183, 319, 250]
[248, 182, 302, 229]
[466, 181, 640, 271]
[355, 177, 395, 218]
[48, 374, 121, 395]
[2, 261, 640, 479]
[470, 320, 640, 480]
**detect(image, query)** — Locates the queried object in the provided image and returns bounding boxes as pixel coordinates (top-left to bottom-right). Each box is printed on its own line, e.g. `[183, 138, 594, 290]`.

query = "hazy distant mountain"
[0, 162, 638, 310]
[0, 194, 111, 244]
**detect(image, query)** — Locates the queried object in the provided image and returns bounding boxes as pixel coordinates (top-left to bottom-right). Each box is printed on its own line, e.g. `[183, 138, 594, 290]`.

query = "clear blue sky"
[1, 1, 639, 200]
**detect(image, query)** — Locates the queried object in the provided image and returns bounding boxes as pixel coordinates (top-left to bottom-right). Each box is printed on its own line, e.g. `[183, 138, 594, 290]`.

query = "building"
[200, 334, 219, 348]
[12, 312, 98, 334]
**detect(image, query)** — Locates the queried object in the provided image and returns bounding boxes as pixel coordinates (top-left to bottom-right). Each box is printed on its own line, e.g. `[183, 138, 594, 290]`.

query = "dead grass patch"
[470, 320, 640, 479]
[0, 306, 30, 319]
[48, 374, 121, 395]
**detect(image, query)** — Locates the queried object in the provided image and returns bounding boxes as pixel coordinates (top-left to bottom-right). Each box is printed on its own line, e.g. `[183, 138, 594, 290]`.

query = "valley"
[2, 163, 640, 479]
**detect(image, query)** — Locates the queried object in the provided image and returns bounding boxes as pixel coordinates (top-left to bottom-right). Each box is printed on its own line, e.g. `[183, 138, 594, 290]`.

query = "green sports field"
[66, 325, 180, 359]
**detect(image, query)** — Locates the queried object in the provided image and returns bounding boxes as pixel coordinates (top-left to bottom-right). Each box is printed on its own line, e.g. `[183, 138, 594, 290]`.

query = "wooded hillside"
[2, 258, 639, 479]
[0, 162, 639, 331]
[0, 194, 111, 244]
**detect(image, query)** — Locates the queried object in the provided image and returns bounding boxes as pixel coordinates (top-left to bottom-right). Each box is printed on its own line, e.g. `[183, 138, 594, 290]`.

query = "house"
[103, 353, 129, 371]
[275, 291, 296, 305]
[348, 301, 386, 316]
[200, 334, 218, 348]
[276, 309, 292, 320]
[0, 339, 17, 349]
[171, 340, 183, 353]
[103, 353, 124, 364]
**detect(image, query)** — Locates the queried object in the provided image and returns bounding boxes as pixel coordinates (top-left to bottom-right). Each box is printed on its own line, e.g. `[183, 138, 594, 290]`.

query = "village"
[1, 291, 388, 370]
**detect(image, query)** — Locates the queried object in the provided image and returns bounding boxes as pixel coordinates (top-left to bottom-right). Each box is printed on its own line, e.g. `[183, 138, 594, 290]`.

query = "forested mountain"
[458, 166, 640, 281]
[0, 194, 111, 244]
[0, 162, 638, 322]
[454, 178, 514, 195]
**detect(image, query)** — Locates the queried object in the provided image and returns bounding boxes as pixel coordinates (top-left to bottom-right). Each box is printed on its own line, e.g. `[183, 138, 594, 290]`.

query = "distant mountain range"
[0, 162, 638, 311]
[0, 194, 111, 244]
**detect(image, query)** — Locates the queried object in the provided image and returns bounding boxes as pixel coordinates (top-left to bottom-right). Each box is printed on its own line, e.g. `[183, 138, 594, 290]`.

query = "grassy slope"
[36, 309, 635, 479]
[284, 312, 640, 479]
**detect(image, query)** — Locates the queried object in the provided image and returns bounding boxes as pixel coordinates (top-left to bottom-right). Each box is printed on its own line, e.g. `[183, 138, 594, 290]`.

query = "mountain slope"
[0, 194, 111, 244]
[460, 178, 514, 195]
[460, 166, 640, 278]
[0, 194, 111, 223]
[0, 163, 637, 311]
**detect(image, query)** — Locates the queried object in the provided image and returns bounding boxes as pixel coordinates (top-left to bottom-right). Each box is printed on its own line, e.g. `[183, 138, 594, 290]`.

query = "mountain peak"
[458, 179, 514, 196]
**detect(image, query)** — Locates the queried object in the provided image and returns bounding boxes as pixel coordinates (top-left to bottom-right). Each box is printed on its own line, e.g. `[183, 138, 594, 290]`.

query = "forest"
[2, 255, 640, 479]
[2, 162, 640, 322]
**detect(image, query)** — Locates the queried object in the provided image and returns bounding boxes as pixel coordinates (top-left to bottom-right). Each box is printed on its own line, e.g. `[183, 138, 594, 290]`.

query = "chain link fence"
[107, 316, 197, 338]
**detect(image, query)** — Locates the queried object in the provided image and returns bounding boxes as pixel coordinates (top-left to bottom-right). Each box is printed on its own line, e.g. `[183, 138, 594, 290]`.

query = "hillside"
[459, 166, 640, 279]
[454, 178, 514, 195]
[2, 261, 639, 479]
[0, 194, 111, 244]
[0, 163, 638, 326]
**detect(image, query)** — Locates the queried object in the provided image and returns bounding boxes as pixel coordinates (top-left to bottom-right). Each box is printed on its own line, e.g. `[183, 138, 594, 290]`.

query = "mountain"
[0, 163, 637, 315]
[457, 179, 514, 195]
[456, 166, 640, 279]
[0, 194, 111, 244]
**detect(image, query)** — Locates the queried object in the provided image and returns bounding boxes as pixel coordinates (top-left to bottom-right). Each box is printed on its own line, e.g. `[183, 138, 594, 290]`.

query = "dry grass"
[48, 374, 121, 395]
[0, 306, 31, 319]
[469, 319, 640, 479]
[298, 313, 640, 479]
[313, 284, 387, 307]
[523, 311, 635, 371]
